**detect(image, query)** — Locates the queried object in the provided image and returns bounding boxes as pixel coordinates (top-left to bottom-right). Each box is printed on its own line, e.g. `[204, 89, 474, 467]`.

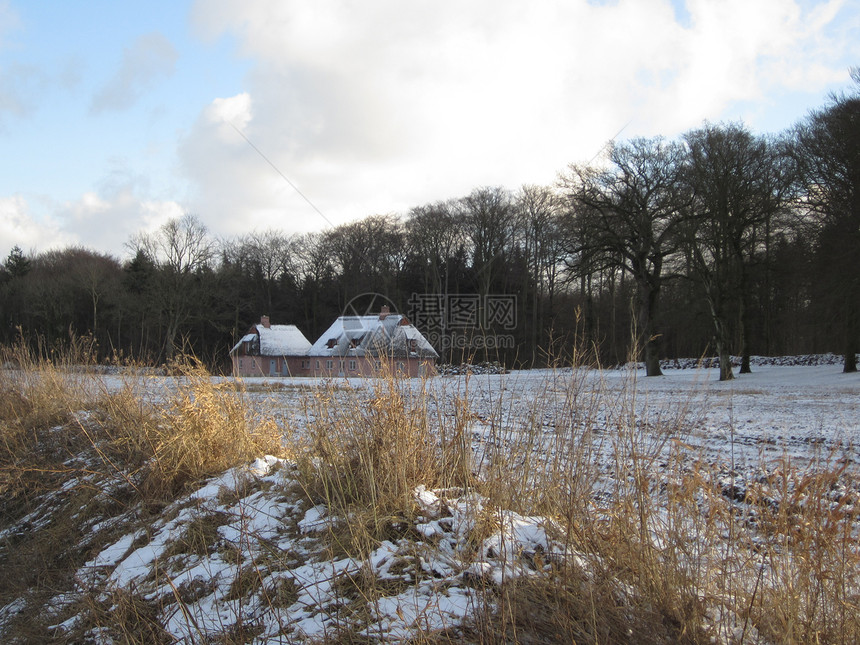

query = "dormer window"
[326, 338, 337, 349]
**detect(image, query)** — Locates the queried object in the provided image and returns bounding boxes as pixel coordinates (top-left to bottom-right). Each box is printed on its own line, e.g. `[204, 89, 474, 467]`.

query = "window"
[316, 360, 320, 370]
[349, 360, 357, 371]
[326, 338, 337, 349]
[326, 360, 333, 370]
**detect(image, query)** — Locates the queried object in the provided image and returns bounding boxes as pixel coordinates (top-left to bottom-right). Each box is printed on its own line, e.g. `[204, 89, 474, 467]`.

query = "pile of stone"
[437, 361, 508, 376]
[618, 353, 849, 371]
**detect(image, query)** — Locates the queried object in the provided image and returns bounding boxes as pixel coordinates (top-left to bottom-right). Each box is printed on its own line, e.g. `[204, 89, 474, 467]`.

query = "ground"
[1, 355, 858, 643]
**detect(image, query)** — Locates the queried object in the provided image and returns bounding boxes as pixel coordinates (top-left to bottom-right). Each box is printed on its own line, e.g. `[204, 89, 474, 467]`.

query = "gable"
[231, 324, 312, 357]
[309, 314, 438, 359]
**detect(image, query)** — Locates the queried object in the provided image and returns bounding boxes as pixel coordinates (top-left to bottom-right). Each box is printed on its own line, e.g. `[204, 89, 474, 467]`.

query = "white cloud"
[91, 31, 178, 113]
[3, 0, 855, 257]
[0, 62, 47, 123]
[0, 0, 19, 42]
[0, 4, 48, 126]
[178, 0, 860, 233]
[0, 194, 74, 257]
[207, 92, 252, 132]
[0, 185, 186, 259]
[56, 187, 185, 254]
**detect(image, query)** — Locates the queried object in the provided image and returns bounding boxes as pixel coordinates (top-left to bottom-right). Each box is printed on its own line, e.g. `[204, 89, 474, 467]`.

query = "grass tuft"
[298, 372, 444, 555]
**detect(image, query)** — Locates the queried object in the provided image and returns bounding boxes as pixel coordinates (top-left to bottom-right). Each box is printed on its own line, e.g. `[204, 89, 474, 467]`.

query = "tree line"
[2, 74, 858, 379]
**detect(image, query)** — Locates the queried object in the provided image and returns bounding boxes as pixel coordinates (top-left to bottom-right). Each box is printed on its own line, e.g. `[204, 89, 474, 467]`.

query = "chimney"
[260, 315, 271, 329]
[379, 305, 390, 320]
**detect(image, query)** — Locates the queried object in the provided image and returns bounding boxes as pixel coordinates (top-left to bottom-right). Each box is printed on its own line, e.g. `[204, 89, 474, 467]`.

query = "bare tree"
[129, 214, 215, 360]
[232, 230, 302, 314]
[560, 138, 689, 376]
[793, 70, 860, 372]
[324, 214, 406, 300]
[515, 185, 569, 362]
[66, 248, 122, 341]
[458, 186, 516, 311]
[682, 124, 788, 381]
[406, 200, 463, 297]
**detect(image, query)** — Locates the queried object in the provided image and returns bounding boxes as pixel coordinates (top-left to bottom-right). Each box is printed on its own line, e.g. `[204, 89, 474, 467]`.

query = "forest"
[1, 75, 857, 380]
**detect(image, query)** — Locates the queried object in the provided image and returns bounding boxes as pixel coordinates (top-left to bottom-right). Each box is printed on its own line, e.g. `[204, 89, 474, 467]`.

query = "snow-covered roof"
[260, 324, 312, 356]
[309, 314, 438, 359]
[231, 324, 312, 356]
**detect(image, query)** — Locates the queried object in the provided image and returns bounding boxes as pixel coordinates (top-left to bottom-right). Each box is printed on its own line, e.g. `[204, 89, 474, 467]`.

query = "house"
[230, 315, 313, 377]
[230, 307, 439, 377]
[307, 305, 438, 377]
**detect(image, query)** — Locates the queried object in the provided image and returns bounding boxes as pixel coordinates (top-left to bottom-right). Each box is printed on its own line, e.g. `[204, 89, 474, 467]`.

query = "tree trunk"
[844, 318, 858, 373]
[709, 298, 734, 381]
[638, 281, 663, 377]
[844, 350, 858, 373]
[739, 298, 751, 374]
[718, 341, 734, 381]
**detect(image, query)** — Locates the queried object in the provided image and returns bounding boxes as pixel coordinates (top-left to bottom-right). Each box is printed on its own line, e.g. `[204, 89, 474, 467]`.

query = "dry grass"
[441, 358, 859, 644]
[76, 589, 174, 644]
[94, 357, 285, 500]
[288, 353, 860, 643]
[0, 338, 288, 642]
[2, 335, 859, 643]
[297, 370, 446, 557]
[0, 335, 100, 482]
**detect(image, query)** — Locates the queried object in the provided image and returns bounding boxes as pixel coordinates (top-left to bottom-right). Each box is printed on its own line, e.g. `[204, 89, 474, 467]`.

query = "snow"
[231, 333, 257, 354]
[5, 357, 859, 643]
[308, 314, 438, 358]
[308, 315, 381, 356]
[258, 324, 312, 356]
[83, 531, 141, 570]
[230, 325, 312, 356]
[298, 504, 330, 534]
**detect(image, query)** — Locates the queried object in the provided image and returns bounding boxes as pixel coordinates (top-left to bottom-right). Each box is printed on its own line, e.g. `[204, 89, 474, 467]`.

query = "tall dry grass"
[457, 360, 860, 644]
[94, 356, 284, 500]
[1, 337, 284, 505]
[2, 334, 858, 643]
[297, 367, 448, 558]
[0, 339, 286, 641]
[279, 349, 860, 643]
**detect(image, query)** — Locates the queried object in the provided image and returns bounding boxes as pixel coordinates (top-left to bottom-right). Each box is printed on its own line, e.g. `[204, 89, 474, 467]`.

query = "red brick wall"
[232, 354, 436, 378]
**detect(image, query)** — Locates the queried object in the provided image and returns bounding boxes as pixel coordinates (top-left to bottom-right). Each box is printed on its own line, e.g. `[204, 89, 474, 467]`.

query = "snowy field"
[3, 358, 859, 643]
[252, 358, 860, 476]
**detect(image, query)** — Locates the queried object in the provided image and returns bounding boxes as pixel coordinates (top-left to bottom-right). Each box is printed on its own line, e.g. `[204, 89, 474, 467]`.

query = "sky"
[0, 0, 858, 260]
